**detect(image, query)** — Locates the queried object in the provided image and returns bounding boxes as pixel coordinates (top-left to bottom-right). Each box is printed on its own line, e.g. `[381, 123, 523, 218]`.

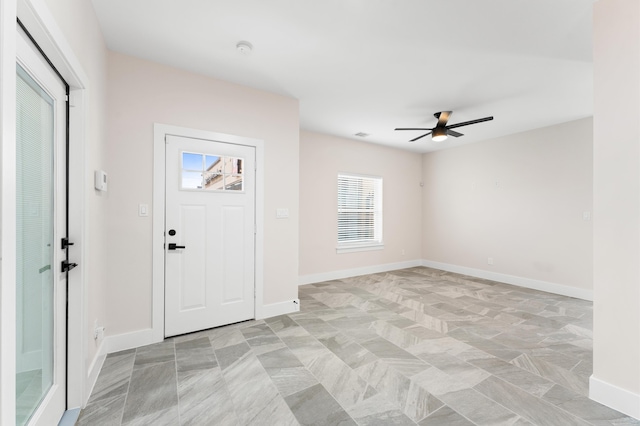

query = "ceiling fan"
[395, 111, 494, 142]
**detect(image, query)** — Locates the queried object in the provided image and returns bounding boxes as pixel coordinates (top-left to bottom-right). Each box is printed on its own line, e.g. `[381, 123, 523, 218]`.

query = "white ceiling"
[91, 0, 595, 153]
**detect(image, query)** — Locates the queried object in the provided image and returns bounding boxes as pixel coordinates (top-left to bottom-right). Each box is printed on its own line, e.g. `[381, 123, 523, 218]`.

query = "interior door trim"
[152, 123, 265, 343]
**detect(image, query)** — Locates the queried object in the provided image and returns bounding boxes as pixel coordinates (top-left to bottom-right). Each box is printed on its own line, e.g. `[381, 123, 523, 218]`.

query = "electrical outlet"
[487, 257, 494, 265]
[401, 249, 405, 256]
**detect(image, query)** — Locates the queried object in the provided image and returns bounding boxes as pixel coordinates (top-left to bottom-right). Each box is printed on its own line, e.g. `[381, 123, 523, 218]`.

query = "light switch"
[139, 204, 149, 217]
[583, 211, 591, 221]
[276, 208, 289, 219]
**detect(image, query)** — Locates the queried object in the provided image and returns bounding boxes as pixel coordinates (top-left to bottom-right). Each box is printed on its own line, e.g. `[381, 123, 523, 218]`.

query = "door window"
[15, 63, 56, 426]
[181, 151, 243, 191]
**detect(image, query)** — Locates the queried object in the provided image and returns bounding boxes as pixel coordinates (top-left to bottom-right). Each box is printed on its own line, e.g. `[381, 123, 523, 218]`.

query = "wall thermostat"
[94, 170, 108, 191]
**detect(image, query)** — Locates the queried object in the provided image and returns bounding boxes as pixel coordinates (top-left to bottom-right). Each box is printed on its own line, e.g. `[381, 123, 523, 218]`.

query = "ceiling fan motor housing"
[432, 127, 448, 142]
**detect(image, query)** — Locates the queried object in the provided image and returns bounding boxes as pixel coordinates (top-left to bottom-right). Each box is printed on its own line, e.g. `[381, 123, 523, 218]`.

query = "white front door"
[164, 135, 256, 337]
[15, 28, 67, 426]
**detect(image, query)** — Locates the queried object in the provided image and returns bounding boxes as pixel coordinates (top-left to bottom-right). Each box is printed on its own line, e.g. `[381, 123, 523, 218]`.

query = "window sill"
[336, 243, 384, 254]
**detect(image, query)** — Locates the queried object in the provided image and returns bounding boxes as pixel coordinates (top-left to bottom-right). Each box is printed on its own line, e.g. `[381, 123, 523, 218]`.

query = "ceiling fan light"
[432, 128, 448, 142]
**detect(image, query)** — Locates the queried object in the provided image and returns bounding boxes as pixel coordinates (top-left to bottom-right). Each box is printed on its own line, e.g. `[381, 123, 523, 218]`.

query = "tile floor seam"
[417, 403, 475, 425]
[209, 339, 241, 425]
[171, 340, 182, 426]
[216, 345, 262, 421]
[451, 376, 524, 423]
[117, 348, 136, 426]
[475, 373, 592, 426]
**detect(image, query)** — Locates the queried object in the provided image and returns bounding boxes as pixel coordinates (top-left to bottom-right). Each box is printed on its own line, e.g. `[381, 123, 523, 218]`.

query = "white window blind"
[337, 174, 383, 251]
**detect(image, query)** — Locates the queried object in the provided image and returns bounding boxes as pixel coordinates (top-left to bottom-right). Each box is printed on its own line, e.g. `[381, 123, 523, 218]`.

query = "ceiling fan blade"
[410, 132, 432, 142]
[447, 116, 494, 130]
[436, 111, 452, 127]
[447, 129, 464, 137]
[395, 127, 431, 131]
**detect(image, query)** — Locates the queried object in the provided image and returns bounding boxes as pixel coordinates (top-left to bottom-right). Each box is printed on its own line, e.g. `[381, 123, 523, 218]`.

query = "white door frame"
[152, 123, 265, 342]
[1, 0, 89, 423]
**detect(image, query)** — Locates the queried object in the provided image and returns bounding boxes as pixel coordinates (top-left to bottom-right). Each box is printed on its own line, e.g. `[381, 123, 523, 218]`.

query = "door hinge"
[67, 93, 79, 107]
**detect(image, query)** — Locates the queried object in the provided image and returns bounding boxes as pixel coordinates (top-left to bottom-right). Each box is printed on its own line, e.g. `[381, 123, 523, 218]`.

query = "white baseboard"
[105, 328, 157, 354]
[421, 259, 593, 301]
[590, 375, 640, 419]
[299, 259, 423, 286]
[257, 299, 300, 319]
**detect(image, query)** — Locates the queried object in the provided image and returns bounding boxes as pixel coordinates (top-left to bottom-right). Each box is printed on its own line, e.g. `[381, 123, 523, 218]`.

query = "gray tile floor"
[77, 267, 640, 425]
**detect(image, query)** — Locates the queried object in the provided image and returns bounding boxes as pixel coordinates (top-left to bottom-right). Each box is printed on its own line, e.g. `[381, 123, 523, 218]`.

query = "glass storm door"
[15, 28, 67, 426]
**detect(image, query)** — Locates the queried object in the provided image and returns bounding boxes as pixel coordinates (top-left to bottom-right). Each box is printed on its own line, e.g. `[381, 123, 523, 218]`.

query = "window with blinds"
[337, 173, 383, 252]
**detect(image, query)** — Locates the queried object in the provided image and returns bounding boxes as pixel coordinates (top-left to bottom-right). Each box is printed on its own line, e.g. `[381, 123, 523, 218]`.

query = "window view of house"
[181, 152, 243, 191]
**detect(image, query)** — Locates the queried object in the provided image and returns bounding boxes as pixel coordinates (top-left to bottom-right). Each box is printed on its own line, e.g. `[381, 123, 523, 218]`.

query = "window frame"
[336, 172, 384, 254]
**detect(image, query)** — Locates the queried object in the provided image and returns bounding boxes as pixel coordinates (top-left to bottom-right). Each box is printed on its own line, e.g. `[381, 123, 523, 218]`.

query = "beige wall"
[422, 118, 593, 291]
[299, 131, 422, 277]
[43, 0, 109, 367]
[106, 52, 300, 335]
[592, 0, 640, 405]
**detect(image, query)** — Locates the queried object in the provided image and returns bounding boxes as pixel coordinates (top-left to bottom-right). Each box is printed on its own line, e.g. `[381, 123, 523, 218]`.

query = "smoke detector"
[236, 41, 253, 55]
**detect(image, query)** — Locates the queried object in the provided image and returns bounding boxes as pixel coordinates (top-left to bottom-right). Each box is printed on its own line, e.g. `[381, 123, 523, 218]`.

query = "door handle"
[168, 243, 186, 250]
[61, 260, 78, 272]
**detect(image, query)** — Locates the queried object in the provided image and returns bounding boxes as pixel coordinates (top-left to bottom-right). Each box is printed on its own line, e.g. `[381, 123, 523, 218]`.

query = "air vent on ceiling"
[354, 132, 370, 137]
